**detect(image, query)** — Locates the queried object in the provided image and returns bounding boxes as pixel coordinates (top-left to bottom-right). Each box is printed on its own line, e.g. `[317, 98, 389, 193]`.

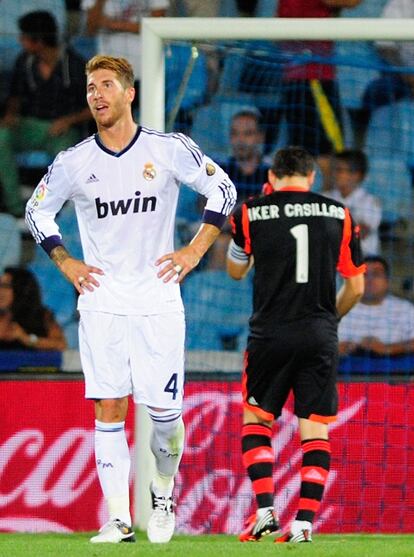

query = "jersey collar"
[277, 186, 309, 192]
[95, 126, 142, 157]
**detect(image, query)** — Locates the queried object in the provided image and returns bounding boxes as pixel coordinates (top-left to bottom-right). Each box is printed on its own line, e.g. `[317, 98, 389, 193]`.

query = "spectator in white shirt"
[328, 150, 382, 255]
[81, 1, 169, 89]
[339, 256, 414, 356]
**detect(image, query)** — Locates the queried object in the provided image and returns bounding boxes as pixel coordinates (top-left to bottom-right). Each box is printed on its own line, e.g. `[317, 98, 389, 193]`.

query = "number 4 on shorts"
[164, 373, 178, 400]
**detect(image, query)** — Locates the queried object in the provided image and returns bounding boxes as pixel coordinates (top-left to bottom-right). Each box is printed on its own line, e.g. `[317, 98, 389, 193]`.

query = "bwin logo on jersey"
[95, 191, 157, 219]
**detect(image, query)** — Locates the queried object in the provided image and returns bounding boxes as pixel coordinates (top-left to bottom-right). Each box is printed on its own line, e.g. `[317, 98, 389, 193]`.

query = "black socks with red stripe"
[296, 438, 331, 523]
[241, 423, 275, 508]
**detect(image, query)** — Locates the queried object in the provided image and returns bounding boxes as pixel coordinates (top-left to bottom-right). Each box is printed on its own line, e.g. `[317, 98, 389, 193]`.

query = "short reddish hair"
[85, 55, 134, 88]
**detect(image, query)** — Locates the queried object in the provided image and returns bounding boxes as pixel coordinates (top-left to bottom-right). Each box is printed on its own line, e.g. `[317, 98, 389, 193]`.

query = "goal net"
[136, 17, 414, 534]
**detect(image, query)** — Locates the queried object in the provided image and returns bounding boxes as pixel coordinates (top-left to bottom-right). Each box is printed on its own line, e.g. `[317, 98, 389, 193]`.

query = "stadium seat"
[0, 213, 22, 272]
[181, 269, 252, 351]
[335, 42, 382, 111]
[341, 0, 388, 17]
[364, 100, 414, 222]
[165, 43, 208, 129]
[70, 35, 97, 61]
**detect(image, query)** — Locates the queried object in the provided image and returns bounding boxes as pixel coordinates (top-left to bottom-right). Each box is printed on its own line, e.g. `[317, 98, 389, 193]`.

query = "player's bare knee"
[94, 397, 128, 422]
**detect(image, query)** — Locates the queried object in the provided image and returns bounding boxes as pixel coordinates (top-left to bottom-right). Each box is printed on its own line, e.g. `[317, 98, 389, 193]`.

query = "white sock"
[148, 409, 185, 498]
[95, 420, 131, 525]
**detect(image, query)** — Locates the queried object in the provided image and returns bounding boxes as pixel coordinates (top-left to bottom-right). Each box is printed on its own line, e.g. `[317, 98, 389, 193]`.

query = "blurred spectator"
[205, 109, 268, 270]
[362, 0, 414, 118]
[65, 0, 82, 39]
[81, 0, 169, 105]
[168, 0, 219, 17]
[339, 256, 414, 357]
[168, 1, 221, 105]
[219, 109, 268, 202]
[327, 150, 382, 255]
[275, 0, 362, 189]
[236, 0, 259, 16]
[0, 266, 67, 350]
[0, 10, 90, 217]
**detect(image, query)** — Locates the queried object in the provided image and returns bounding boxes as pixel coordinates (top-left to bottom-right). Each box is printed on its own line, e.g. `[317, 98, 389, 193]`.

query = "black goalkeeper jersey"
[230, 186, 365, 338]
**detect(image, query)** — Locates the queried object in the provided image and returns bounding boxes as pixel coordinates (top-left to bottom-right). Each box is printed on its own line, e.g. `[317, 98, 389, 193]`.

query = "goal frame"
[135, 16, 414, 529]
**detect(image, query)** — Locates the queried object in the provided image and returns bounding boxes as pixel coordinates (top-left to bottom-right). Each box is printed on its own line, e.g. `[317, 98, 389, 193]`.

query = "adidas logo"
[303, 468, 325, 482]
[86, 173, 99, 183]
[253, 448, 273, 461]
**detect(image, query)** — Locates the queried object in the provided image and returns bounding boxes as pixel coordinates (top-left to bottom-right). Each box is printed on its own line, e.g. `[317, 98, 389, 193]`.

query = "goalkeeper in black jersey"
[227, 146, 365, 544]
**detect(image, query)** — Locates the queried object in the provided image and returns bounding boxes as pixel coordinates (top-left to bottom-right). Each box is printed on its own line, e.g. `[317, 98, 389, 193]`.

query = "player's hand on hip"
[59, 257, 104, 294]
[156, 246, 201, 283]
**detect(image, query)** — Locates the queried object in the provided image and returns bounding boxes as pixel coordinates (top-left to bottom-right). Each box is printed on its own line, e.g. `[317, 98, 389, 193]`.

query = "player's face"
[362, 262, 389, 304]
[0, 273, 13, 310]
[86, 68, 135, 127]
[230, 116, 264, 162]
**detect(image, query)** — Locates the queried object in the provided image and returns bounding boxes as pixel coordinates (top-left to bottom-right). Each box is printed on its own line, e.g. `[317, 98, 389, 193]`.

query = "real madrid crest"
[206, 163, 216, 176]
[143, 162, 156, 181]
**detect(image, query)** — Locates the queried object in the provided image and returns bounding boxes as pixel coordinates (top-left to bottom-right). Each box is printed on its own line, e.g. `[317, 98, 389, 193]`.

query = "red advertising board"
[1, 379, 413, 534]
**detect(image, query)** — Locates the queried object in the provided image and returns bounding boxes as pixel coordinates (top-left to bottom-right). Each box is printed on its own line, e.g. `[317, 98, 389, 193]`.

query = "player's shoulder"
[140, 126, 202, 152]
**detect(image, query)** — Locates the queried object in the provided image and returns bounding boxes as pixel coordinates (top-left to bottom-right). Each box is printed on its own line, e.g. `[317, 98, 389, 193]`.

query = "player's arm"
[336, 274, 364, 318]
[336, 207, 366, 317]
[25, 158, 104, 294]
[157, 137, 237, 282]
[156, 223, 221, 283]
[226, 239, 253, 280]
[50, 245, 103, 294]
[226, 204, 253, 280]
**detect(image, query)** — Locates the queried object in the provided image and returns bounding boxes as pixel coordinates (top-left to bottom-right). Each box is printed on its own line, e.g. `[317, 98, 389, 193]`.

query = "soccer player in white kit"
[25, 55, 237, 544]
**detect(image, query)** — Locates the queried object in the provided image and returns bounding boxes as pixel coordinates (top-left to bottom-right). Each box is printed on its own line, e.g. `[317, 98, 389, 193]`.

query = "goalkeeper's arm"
[336, 274, 365, 319]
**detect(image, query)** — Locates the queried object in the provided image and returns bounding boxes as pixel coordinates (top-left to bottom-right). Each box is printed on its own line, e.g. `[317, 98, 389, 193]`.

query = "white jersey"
[26, 126, 237, 316]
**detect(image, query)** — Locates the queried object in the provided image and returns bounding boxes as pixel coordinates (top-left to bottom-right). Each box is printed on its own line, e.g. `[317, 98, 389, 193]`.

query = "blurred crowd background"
[0, 0, 413, 370]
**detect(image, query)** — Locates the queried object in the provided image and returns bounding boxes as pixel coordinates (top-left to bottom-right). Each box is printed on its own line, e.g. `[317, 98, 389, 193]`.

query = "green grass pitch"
[1, 532, 414, 557]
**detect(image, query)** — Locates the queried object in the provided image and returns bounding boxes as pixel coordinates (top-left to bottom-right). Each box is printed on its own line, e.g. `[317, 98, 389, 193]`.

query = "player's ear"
[308, 170, 316, 187]
[268, 168, 276, 186]
[127, 86, 136, 104]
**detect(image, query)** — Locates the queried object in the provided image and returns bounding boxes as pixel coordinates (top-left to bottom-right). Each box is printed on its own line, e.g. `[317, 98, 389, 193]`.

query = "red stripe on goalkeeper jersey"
[302, 440, 331, 454]
[298, 497, 321, 513]
[301, 466, 329, 485]
[241, 203, 251, 255]
[243, 446, 274, 469]
[252, 477, 274, 495]
[242, 424, 272, 438]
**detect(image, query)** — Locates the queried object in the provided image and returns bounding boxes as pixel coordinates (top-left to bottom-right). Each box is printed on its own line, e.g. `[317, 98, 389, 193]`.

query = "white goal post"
[135, 16, 414, 530]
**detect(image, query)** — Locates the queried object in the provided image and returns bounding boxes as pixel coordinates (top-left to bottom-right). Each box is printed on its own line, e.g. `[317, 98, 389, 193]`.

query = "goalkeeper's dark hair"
[363, 255, 390, 278]
[18, 11, 58, 48]
[4, 266, 48, 337]
[334, 149, 368, 178]
[271, 146, 315, 179]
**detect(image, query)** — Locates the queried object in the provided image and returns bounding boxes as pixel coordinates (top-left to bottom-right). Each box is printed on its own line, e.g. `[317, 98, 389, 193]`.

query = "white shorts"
[79, 310, 185, 409]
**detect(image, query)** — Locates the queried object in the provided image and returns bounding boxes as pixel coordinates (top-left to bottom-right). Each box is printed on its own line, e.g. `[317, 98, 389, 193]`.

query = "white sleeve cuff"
[227, 239, 249, 264]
